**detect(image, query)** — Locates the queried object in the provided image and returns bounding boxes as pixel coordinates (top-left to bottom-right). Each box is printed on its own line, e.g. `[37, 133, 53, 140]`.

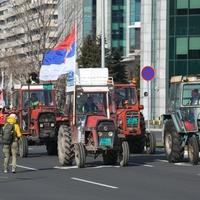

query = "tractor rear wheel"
[74, 143, 86, 168]
[188, 136, 199, 165]
[18, 136, 28, 158]
[119, 141, 129, 166]
[145, 132, 156, 154]
[57, 125, 73, 166]
[103, 150, 118, 165]
[164, 120, 184, 163]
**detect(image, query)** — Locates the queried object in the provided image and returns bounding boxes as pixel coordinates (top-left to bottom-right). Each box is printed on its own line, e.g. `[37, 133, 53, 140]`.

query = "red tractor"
[11, 83, 67, 157]
[57, 68, 129, 168]
[114, 82, 156, 154]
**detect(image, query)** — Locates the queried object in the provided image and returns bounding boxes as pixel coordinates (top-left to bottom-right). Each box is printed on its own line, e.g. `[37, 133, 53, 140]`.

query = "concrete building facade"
[140, 0, 168, 122]
[0, 0, 59, 81]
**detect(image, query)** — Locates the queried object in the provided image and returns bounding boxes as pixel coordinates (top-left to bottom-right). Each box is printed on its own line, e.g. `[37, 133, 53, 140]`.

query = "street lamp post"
[101, 0, 105, 68]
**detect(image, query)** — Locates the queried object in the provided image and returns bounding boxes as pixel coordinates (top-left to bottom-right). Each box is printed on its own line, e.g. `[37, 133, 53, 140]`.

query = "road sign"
[141, 66, 155, 81]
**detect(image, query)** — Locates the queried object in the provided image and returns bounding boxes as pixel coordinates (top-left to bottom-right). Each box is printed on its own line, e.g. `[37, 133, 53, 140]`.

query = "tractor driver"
[22, 93, 39, 130]
[83, 96, 98, 113]
[190, 89, 200, 106]
[30, 93, 39, 108]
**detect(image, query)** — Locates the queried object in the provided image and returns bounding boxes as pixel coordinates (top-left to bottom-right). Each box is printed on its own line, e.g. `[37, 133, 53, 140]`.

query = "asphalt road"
[0, 133, 200, 200]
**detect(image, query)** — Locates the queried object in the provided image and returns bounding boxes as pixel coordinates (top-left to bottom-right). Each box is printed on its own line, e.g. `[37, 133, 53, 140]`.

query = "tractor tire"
[18, 136, 28, 158]
[46, 141, 57, 155]
[57, 125, 73, 166]
[145, 132, 156, 154]
[188, 136, 199, 165]
[119, 141, 129, 167]
[102, 150, 118, 165]
[74, 143, 86, 168]
[164, 120, 184, 163]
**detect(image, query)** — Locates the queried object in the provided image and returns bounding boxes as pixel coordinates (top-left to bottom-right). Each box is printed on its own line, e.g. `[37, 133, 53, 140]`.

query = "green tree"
[77, 35, 101, 68]
[77, 36, 128, 83]
[107, 50, 129, 83]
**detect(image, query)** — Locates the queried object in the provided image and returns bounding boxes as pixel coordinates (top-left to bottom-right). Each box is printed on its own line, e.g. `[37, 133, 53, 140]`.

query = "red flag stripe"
[54, 26, 75, 50]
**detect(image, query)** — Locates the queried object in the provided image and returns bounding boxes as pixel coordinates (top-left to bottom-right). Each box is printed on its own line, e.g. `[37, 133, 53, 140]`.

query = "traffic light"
[27, 72, 39, 84]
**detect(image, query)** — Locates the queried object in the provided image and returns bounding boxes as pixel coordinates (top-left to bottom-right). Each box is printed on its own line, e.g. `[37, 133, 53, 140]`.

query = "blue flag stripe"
[42, 49, 67, 65]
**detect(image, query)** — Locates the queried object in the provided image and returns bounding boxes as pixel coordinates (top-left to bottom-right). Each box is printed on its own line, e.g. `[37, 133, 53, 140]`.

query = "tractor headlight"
[98, 132, 103, 137]
[50, 123, 55, 127]
[108, 131, 114, 137]
[40, 123, 44, 128]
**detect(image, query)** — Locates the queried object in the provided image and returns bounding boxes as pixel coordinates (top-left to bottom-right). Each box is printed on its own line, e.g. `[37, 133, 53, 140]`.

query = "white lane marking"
[174, 163, 193, 167]
[143, 164, 154, 168]
[156, 159, 169, 163]
[54, 165, 120, 170]
[16, 164, 38, 171]
[129, 162, 154, 167]
[54, 166, 78, 170]
[71, 177, 119, 189]
[86, 165, 120, 169]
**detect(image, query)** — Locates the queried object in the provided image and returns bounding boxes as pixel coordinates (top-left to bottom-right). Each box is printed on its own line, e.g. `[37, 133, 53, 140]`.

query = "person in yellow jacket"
[2, 113, 22, 173]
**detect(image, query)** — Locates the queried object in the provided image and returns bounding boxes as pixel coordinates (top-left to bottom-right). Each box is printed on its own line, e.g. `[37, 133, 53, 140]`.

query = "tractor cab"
[168, 77, 200, 132]
[57, 68, 130, 168]
[163, 75, 200, 165]
[11, 83, 58, 156]
[114, 83, 137, 108]
[114, 82, 156, 154]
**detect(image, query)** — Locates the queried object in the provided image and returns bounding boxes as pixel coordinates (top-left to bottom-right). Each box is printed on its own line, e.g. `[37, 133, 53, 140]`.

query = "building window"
[129, 28, 140, 53]
[176, 0, 188, 15]
[190, 0, 200, 8]
[130, 0, 140, 24]
[189, 16, 200, 35]
[177, 0, 188, 9]
[176, 16, 188, 35]
[189, 0, 200, 14]
[189, 37, 200, 59]
[176, 37, 188, 59]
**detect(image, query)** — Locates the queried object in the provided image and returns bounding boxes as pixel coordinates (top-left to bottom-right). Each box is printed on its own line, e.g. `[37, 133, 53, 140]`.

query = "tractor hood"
[31, 107, 56, 120]
[85, 115, 113, 129]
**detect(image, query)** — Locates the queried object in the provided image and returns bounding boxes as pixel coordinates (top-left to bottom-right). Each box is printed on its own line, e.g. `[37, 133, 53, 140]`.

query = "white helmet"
[9, 113, 17, 119]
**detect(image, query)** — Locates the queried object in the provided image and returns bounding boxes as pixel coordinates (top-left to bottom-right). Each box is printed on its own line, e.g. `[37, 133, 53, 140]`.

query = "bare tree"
[1, 0, 83, 86]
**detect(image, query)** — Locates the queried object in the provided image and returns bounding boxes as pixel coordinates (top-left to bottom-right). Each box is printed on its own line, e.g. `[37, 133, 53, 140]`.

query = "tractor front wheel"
[145, 132, 156, 154]
[74, 143, 86, 168]
[119, 141, 129, 166]
[57, 125, 74, 166]
[188, 136, 199, 165]
[164, 120, 184, 163]
[18, 136, 28, 158]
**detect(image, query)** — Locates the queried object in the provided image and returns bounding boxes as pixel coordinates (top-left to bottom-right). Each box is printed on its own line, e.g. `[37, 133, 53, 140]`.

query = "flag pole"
[72, 1, 77, 126]
[101, 0, 105, 68]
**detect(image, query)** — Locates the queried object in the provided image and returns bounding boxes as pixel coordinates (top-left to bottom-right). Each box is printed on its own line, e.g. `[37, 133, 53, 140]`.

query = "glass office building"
[59, 0, 141, 59]
[110, 0, 141, 56]
[83, 0, 96, 38]
[141, 0, 200, 122]
[169, 0, 200, 77]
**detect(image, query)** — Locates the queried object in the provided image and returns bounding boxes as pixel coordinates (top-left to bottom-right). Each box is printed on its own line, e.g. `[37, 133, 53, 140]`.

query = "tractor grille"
[38, 112, 55, 123]
[126, 111, 139, 128]
[38, 112, 56, 138]
[97, 121, 115, 132]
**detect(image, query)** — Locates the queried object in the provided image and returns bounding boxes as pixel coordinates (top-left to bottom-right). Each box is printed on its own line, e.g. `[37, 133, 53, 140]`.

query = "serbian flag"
[39, 27, 76, 81]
